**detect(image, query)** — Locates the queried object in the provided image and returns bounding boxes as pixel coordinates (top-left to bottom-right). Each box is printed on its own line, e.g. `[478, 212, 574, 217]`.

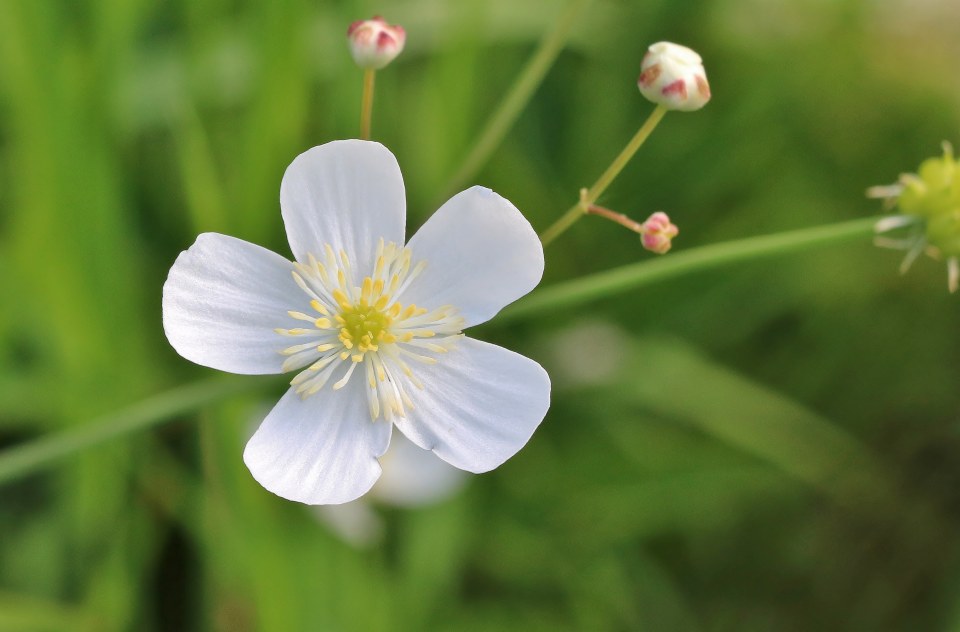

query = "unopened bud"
[640, 211, 678, 254]
[347, 16, 405, 70]
[638, 42, 711, 112]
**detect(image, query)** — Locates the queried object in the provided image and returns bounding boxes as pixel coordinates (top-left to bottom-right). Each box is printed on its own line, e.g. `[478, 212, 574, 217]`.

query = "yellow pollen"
[333, 289, 351, 310]
[310, 300, 328, 315]
[314, 318, 332, 329]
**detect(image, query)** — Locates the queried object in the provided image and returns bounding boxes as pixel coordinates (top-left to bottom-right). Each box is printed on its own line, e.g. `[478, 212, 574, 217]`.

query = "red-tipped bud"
[347, 16, 406, 70]
[640, 211, 679, 254]
[638, 42, 710, 112]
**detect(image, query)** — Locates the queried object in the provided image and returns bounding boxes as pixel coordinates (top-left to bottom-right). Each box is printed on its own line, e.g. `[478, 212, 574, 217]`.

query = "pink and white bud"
[640, 211, 679, 254]
[347, 16, 406, 70]
[637, 42, 711, 112]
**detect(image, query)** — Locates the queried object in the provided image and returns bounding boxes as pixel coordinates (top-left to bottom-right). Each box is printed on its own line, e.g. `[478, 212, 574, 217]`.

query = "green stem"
[506, 217, 879, 322]
[442, 0, 591, 197]
[0, 376, 275, 485]
[0, 218, 879, 484]
[360, 68, 375, 140]
[539, 104, 668, 246]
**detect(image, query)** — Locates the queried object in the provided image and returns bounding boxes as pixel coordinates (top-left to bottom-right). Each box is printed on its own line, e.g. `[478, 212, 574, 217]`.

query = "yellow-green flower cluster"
[895, 144, 960, 258]
[871, 142, 960, 292]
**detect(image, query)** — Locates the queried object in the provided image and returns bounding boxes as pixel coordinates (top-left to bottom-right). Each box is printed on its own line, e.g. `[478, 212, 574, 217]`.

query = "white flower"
[637, 42, 711, 112]
[162, 140, 550, 505]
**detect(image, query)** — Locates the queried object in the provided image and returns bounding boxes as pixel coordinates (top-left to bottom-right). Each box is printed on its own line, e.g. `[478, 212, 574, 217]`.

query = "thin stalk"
[0, 218, 879, 484]
[442, 0, 591, 197]
[0, 376, 275, 485]
[360, 68, 376, 140]
[507, 217, 879, 322]
[539, 104, 668, 246]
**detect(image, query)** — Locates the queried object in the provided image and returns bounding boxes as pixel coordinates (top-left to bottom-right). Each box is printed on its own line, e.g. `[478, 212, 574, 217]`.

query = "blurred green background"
[2, 0, 960, 630]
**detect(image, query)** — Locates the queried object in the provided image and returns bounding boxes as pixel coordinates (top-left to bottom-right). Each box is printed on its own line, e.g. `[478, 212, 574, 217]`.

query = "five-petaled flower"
[162, 140, 551, 504]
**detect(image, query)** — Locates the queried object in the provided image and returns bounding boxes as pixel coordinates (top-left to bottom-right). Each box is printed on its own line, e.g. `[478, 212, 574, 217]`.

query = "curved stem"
[0, 376, 276, 485]
[539, 104, 668, 246]
[0, 218, 879, 484]
[509, 217, 878, 322]
[442, 0, 591, 197]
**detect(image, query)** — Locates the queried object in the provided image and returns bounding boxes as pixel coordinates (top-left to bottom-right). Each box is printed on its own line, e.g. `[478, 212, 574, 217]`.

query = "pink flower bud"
[347, 16, 406, 70]
[640, 211, 679, 254]
[637, 42, 711, 112]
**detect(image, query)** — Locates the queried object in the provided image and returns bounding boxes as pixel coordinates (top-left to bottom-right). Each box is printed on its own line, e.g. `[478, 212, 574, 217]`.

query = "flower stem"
[360, 68, 376, 140]
[539, 104, 668, 246]
[441, 0, 591, 197]
[585, 202, 646, 233]
[0, 218, 878, 484]
[0, 376, 275, 485]
[506, 217, 879, 322]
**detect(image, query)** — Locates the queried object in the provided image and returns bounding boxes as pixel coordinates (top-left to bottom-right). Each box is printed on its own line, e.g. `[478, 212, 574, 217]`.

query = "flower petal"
[280, 140, 406, 275]
[243, 379, 392, 505]
[402, 186, 543, 327]
[162, 233, 300, 374]
[393, 337, 550, 473]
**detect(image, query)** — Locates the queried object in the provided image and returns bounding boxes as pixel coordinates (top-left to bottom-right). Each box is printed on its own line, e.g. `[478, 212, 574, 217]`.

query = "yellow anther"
[337, 269, 347, 291]
[400, 333, 414, 342]
[415, 330, 436, 338]
[333, 289, 351, 310]
[275, 328, 312, 336]
[314, 318, 332, 329]
[340, 351, 350, 360]
[372, 279, 384, 295]
[361, 277, 373, 303]
[374, 295, 390, 311]
[316, 343, 336, 352]
[310, 300, 329, 315]
[381, 333, 397, 344]
[388, 303, 402, 318]
[352, 354, 364, 363]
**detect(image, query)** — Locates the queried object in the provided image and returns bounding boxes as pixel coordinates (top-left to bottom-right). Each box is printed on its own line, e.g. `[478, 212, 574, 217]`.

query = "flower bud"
[347, 16, 405, 70]
[637, 42, 711, 112]
[640, 211, 679, 254]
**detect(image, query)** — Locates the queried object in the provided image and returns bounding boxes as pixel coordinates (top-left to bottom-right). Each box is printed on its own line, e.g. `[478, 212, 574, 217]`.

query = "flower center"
[274, 239, 464, 421]
[338, 303, 393, 352]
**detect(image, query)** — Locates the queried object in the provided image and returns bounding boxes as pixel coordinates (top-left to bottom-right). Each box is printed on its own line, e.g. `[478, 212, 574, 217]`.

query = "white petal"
[393, 338, 550, 473]
[243, 379, 392, 505]
[162, 233, 300, 374]
[280, 140, 406, 275]
[402, 186, 543, 327]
